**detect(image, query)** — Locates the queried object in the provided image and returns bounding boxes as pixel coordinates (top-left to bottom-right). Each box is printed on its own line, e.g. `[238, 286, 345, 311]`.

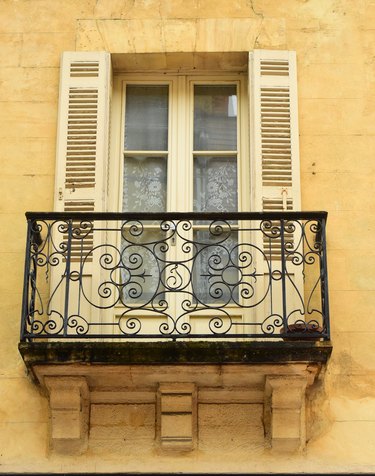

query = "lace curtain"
[122, 83, 239, 304]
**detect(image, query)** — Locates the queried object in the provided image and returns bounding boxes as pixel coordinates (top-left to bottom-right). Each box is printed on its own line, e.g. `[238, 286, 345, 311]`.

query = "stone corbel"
[157, 383, 197, 452]
[44, 376, 90, 455]
[264, 375, 308, 452]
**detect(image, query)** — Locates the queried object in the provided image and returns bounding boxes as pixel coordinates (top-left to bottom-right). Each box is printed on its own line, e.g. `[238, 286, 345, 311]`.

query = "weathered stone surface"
[264, 375, 308, 452]
[21, 33, 75, 67]
[76, 18, 284, 53]
[45, 376, 90, 455]
[2, 0, 375, 471]
[19, 341, 332, 372]
[157, 383, 197, 451]
[0, 34, 22, 66]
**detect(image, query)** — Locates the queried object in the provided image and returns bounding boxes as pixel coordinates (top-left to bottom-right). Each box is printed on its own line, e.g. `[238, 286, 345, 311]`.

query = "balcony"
[20, 211, 330, 342]
[18, 211, 332, 454]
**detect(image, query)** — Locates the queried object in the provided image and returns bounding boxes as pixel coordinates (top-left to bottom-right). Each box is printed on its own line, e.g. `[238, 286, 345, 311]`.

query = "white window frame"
[108, 72, 249, 214]
[107, 72, 250, 332]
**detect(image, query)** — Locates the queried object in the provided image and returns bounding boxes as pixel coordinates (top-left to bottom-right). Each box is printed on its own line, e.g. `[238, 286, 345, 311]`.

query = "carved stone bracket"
[157, 383, 197, 452]
[28, 355, 326, 456]
[44, 376, 90, 455]
[264, 375, 309, 452]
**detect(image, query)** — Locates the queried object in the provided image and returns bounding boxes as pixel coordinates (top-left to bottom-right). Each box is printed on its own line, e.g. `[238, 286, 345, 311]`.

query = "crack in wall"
[248, 0, 264, 48]
[95, 19, 110, 51]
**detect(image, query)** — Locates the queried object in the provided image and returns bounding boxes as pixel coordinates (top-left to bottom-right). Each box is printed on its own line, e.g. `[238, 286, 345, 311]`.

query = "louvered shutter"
[54, 51, 111, 214]
[50, 52, 111, 336]
[249, 50, 301, 213]
[54, 51, 111, 262]
[249, 50, 303, 330]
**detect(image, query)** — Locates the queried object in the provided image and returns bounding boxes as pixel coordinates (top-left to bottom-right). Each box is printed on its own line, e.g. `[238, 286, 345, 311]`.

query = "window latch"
[170, 222, 176, 246]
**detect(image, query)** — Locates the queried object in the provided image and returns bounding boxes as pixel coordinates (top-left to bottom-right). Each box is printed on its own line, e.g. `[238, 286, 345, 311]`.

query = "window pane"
[123, 156, 167, 212]
[125, 85, 168, 151]
[193, 229, 239, 304]
[193, 155, 238, 212]
[194, 85, 237, 151]
[121, 228, 166, 305]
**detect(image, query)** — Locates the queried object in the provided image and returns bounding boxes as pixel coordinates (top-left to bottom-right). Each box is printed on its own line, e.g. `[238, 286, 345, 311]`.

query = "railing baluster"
[320, 216, 330, 339]
[63, 220, 73, 338]
[280, 218, 288, 333]
[20, 218, 32, 342]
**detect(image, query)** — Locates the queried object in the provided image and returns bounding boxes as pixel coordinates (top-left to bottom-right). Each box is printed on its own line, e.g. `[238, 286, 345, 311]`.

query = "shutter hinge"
[58, 187, 63, 201]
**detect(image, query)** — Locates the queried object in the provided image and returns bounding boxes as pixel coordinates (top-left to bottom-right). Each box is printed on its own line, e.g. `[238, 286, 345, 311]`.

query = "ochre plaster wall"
[1, 0, 375, 472]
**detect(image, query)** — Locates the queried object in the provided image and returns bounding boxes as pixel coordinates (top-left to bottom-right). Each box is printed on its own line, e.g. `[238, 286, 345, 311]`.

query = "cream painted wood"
[108, 73, 246, 212]
[186, 76, 245, 336]
[109, 73, 248, 338]
[51, 52, 111, 336]
[109, 77, 179, 337]
[249, 50, 303, 335]
[249, 50, 301, 212]
[52, 52, 302, 339]
[54, 51, 111, 212]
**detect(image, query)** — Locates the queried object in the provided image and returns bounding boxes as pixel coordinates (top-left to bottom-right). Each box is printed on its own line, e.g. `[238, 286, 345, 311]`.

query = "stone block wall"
[1, 0, 375, 472]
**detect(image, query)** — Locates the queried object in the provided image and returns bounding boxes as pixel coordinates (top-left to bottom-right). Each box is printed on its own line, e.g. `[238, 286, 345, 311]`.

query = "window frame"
[108, 72, 249, 214]
[108, 71, 250, 327]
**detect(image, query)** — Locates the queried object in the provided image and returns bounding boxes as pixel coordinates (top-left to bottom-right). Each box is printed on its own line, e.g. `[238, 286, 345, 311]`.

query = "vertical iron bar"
[77, 223, 84, 317]
[280, 219, 288, 333]
[63, 220, 73, 337]
[20, 218, 33, 342]
[320, 216, 330, 340]
[268, 235, 274, 315]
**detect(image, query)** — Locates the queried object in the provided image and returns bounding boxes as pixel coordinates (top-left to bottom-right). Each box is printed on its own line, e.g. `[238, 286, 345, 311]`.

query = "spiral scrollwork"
[208, 313, 233, 335]
[261, 219, 281, 239]
[21, 214, 329, 341]
[261, 314, 283, 335]
[118, 314, 142, 335]
[68, 314, 89, 335]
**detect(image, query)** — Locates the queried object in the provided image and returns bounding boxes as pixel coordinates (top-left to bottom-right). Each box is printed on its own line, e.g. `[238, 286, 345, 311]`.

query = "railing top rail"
[25, 211, 328, 221]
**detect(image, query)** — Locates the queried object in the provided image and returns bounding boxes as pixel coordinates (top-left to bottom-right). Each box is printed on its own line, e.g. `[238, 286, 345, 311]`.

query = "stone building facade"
[1, 0, 375, 473]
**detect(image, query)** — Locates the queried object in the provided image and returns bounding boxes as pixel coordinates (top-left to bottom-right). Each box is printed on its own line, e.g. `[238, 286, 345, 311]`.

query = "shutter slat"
[63, 200, 95, 262]
[262, 198, 294, 261]
[54, 51, 111, 294]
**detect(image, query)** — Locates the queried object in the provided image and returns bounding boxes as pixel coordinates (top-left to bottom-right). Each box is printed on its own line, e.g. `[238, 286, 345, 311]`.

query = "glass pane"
[194, 85, 237, 151]
[193, 156, 237, 212]
[121, 228, 166, 305]
[125, 85, 168, 151]
[193, 229, 239, 304]
[123, 156, 167, 212]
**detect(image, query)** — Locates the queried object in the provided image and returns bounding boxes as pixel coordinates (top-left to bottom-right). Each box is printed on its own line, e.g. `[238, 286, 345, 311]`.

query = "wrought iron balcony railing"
[20, 212, 330, 342]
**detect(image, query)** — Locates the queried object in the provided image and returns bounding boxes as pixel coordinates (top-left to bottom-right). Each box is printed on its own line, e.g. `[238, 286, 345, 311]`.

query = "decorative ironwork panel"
[20, 212, 330, 341]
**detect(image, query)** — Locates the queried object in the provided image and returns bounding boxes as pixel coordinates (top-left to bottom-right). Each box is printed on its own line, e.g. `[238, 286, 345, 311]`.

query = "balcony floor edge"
[19, 340, 332, 374]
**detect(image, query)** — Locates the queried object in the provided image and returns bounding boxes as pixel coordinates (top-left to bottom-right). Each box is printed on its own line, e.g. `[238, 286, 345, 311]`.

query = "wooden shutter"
[50, 52, 111, 334]
[248, 50, 303, 326]
[54, 51, 111, 214]
[249, 50, 301, 213]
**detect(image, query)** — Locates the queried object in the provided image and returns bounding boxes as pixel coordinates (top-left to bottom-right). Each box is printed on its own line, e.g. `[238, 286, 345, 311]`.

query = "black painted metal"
[20, 212, 330, 342]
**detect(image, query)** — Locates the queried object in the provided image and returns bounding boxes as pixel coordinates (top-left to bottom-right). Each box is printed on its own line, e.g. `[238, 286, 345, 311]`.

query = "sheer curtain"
[193, 85, 239, 303]
[122, 85, 169, 304]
